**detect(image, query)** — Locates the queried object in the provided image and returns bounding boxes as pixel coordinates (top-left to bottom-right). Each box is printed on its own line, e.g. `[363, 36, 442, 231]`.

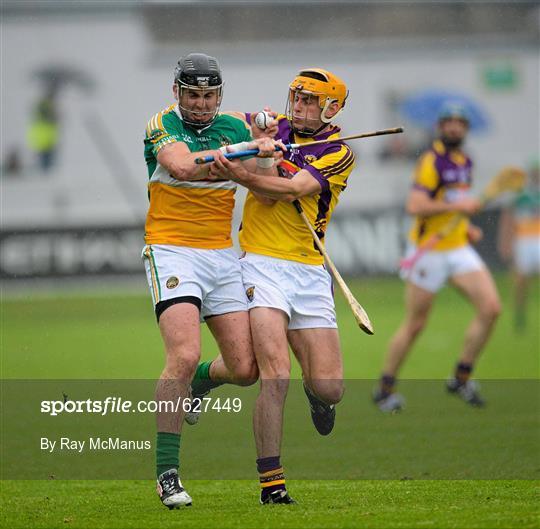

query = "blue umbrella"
[399, 89, 490, 133]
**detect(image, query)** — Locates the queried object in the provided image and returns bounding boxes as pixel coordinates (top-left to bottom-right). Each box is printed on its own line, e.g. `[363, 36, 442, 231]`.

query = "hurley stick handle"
[194, 126, 404, 165]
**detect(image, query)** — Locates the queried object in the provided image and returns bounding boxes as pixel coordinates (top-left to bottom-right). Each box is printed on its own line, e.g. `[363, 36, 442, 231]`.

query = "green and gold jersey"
[514, 187, 540, 238]
[144, 104, 252, 248]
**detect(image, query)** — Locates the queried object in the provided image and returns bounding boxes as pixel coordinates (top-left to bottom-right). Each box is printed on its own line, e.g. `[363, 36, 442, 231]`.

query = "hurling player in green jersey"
[144, 53, 279, 510]
[498, 157, 540, 329]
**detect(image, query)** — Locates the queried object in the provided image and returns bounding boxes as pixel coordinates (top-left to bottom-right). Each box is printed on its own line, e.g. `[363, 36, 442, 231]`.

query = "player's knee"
[481, 299, 502, 322]
[259, 360, 291, 380]
[492, 300, 502, 320]
[164, 348, 200, 379]
[232, 359, 259, 386]
[408, 317, 427, 338]
[310, 380, 344, 405]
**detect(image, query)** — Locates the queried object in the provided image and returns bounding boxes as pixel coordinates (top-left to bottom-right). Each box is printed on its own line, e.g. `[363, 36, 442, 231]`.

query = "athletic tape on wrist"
[219, 141, 250, 154]
[256, 157, 275, 168]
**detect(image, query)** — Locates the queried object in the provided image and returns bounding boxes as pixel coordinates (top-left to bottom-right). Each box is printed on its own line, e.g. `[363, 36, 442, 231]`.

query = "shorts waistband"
[243, 252, 323, 268]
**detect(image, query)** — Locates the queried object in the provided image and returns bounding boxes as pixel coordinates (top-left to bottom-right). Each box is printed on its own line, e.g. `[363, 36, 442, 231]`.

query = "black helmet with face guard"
[174, 53, 223, 129]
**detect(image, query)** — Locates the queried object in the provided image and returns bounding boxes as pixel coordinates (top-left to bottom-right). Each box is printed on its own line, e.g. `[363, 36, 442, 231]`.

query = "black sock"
[455, 362, 472, 384]
[257, 456, 286, 497]
[380, 374, 396, 397]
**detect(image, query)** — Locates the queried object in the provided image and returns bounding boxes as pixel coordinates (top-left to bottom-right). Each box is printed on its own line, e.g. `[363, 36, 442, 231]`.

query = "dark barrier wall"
[0, 209, 504, 280]
[0, 226, 143, 280]
[326, 207, 504, 275]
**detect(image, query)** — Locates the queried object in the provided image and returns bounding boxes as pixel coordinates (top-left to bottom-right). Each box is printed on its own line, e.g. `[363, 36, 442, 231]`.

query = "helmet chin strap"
[293, 122, 327, 138]
[293, 100, 340, 137]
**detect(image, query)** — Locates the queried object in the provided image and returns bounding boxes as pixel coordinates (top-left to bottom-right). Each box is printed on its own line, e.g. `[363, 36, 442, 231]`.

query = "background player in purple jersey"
[373, 103, 501, 412]
[208, 68, 355, 504]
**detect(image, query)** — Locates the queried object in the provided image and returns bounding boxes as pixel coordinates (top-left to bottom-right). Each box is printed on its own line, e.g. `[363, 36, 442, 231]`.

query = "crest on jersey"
[304, 154, 317, 164]
[166, 276, 180, 289]
[149, 129, 165, 141]
[246, 286, 255, 302]
[219, 135, 233, 147]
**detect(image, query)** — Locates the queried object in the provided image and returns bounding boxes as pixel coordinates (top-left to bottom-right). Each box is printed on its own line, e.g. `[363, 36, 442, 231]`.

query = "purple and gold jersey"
[409, 140, 473, 251]
[239, 114, 355, 265]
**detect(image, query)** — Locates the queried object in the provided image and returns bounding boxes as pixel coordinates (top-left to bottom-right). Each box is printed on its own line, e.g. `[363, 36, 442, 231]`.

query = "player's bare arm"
[222, 109, 281, 205]
[242, 156, 280, 206]
[407, 188, 481, 217]
[208, 136, 284, 173]
[158, 136, 275, 182]
[157, 142, 220, 181]
[467, 224, 484, 244]
[210, 152, 321, 202]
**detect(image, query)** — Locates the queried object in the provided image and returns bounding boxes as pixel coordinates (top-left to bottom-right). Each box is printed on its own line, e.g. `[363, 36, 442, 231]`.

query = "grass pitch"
[1, 275, 539, 528]
[2, 480, 538, 529]
[2, 275, 538, 380]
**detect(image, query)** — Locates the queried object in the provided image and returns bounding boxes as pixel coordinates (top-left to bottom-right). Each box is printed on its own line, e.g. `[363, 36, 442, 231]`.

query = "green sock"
[191, 360, 222, 396]
[515, 309, 526, 330]
[156, 432, 180, 478]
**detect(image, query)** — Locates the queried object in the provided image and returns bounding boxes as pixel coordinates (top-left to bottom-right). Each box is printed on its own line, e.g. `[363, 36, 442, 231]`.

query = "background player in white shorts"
[209, 68, 355, 504]
[498, 157, 540, 330]
[373, 103, 501, 412]
[142, 52, 276, 509]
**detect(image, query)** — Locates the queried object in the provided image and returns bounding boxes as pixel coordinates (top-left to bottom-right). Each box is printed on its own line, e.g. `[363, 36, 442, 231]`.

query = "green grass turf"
[1, 274, 539, 528]
[1, 480, 538, 529]
[2, 275, 538, 379]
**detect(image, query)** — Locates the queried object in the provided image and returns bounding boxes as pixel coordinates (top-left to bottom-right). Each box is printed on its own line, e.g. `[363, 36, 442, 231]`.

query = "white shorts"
[240, 252, 337, 330]
[514, 237, 540, 275]
[142, 244, 247, 320]
[401, 244, 485, 293]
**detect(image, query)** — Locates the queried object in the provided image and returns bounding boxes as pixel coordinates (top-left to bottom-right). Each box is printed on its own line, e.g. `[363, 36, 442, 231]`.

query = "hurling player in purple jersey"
[209, 68, 355, 504]
[374, 103, 501, 412]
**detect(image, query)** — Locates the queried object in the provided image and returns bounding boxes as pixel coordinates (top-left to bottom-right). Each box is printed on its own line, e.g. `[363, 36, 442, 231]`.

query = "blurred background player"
[142, 52, 276, 509]
[209, 68, 354, 504]
[498, 157, 540, 330]
[27, 84, 60, 173]
[373, 103, 501, 412]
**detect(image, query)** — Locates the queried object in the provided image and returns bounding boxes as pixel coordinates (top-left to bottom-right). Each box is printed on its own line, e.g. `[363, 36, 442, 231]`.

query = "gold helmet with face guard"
[286, 68, 348, 136]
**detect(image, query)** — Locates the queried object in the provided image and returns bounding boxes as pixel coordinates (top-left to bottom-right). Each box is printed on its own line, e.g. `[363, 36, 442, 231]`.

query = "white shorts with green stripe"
[514, 237, 540, 275]
[142, 244, 247, 320]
